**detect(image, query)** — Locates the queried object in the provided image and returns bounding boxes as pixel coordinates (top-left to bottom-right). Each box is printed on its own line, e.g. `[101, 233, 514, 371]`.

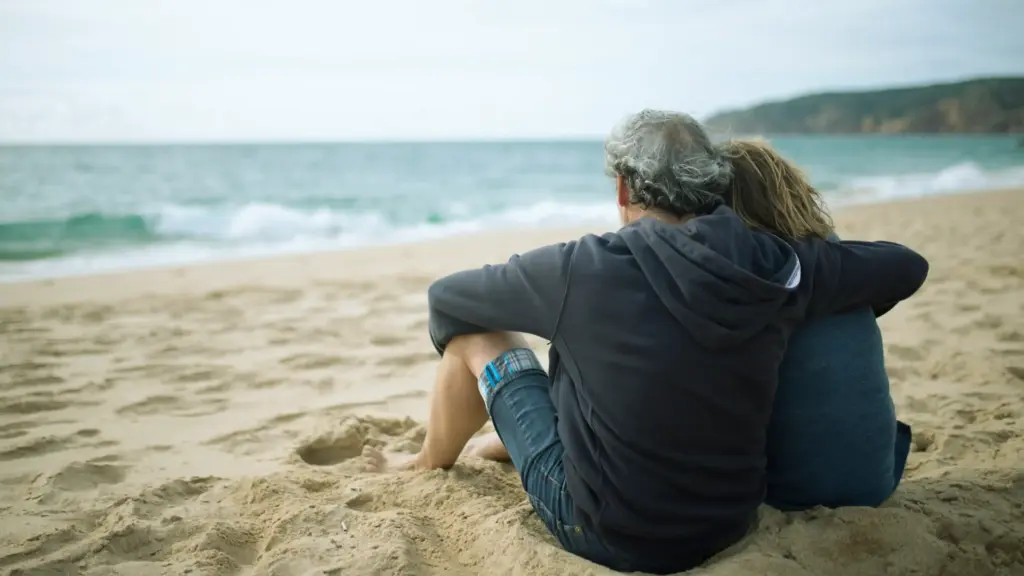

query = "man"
[364, 110, 929, 573]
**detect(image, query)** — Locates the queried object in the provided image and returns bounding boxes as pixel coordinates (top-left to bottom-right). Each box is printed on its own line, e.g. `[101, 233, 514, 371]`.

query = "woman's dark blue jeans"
[766, 307, 911, 510]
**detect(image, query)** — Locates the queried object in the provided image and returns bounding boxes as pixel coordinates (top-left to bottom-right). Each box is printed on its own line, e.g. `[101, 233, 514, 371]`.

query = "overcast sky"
[1, 0, 1022, 142]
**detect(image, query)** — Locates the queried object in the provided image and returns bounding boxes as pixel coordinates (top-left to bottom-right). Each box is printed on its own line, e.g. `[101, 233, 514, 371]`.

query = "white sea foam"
[830, 162, 1024, 206]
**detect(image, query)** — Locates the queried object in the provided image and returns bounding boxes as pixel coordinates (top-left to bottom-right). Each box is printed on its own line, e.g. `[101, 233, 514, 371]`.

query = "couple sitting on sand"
[364, 110, 928, 574]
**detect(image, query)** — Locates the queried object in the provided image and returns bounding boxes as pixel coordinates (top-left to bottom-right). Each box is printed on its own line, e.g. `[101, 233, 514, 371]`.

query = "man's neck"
[628, 207, 691, 226]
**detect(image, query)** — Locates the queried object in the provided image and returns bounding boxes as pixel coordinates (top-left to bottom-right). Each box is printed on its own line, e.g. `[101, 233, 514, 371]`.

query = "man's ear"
[615, 174, 629, 208]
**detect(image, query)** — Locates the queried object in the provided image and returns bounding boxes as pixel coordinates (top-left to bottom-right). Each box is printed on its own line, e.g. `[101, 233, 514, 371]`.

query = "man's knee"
[447, 332, 531, 377]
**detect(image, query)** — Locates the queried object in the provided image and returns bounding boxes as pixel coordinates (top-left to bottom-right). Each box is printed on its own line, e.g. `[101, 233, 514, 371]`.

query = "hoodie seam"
[549, 242, 579, 342]
[553, 328, 608, 531]
[549, 241, 607, 528]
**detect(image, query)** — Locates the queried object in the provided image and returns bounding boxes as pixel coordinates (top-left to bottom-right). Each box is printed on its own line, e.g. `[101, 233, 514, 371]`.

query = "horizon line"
[0, 132, 1016, 147]
[0, 135, 612, 147]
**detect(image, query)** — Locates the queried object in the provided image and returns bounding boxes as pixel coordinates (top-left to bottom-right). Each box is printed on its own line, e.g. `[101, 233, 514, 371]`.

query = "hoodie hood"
[619, 205, 801, 349]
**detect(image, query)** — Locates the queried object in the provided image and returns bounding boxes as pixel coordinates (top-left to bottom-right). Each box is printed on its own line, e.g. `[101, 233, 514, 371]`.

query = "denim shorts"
[478, 348, 628, 571]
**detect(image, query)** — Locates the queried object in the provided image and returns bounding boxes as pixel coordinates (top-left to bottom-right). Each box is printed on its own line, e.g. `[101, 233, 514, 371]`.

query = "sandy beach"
[1, 188, 1022, 575]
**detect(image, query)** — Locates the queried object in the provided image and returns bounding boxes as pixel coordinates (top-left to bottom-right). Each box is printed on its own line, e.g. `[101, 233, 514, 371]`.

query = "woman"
[719, 138, 911, 510]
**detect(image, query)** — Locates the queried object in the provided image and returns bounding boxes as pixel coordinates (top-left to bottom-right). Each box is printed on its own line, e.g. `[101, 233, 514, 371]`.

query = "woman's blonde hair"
[718, 138, 834, 240]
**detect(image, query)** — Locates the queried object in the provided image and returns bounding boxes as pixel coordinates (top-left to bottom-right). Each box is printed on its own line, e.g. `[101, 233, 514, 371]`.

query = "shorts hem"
[477, 348, 546, 415]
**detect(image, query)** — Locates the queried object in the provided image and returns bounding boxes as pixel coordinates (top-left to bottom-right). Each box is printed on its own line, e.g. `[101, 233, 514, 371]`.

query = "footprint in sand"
[989, 263, 1024, 279]
[884, 364, 918, 382]
[0, 396, 75, 416]
[997, 330, 1024, 343]
[117, 395, 228, 417]
[910, 430, 936, 453]
[111, 362, 182, 377]
[117, 395, 186, 416]
[196, 380, 233, 395]
[0, 361, 59, 375]
[0, 429, 115, 462]
[294, 416, 420, 468]
[0, 419, 69, 441]
[886, 344, 926, 362]
[205, 412, 307, 456]
[295, 419, 366, 466]
[280, 353, 351, 371]
[0, 361, 66, 394]
[972, 314, 1005, 331]
[64, 378, 117, 395]
[6, 374, 66, 389]
[44, 460, 130, 492]
[170, 367, 230, 385]
[376, 350, 438, 368]
[369, 334, 407, 347]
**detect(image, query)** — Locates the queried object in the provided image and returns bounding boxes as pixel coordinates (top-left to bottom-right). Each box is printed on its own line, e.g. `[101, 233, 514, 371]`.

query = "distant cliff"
[704, 77, 1024, 134]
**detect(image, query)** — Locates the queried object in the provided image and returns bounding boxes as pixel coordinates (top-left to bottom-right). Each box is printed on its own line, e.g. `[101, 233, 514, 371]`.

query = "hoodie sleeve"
[426, 241, 576, 355]
[807, 240, 929, 318]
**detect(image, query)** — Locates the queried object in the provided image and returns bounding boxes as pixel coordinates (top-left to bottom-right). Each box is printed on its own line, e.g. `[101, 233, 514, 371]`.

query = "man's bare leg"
[363, 331, 528, 471]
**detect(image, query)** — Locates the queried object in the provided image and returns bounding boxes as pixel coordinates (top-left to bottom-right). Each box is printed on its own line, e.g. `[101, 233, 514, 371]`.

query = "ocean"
[1, 136, 1023, 283]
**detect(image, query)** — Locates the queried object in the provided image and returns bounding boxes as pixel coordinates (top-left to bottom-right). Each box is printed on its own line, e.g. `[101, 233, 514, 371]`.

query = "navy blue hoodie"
[426, 206, 928, 573]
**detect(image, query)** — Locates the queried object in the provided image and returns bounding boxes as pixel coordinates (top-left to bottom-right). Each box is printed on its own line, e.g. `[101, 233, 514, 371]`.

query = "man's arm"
[426, 241, 576, 355]
[808, 240, 929, 318]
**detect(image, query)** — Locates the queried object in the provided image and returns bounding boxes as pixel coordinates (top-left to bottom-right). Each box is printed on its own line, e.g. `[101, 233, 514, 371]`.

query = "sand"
[1, 189, 1023, 576]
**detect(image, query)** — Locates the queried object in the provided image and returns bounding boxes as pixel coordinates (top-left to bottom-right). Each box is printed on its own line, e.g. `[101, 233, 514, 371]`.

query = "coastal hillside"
[705, 77, 1024, 134]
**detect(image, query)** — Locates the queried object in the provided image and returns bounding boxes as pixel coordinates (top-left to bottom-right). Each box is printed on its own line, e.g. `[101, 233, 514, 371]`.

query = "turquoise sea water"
[1, 136, 1023, 282]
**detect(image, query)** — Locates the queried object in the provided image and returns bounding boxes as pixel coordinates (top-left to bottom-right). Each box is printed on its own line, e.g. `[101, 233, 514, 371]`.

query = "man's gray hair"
[604, 109, 733, 216]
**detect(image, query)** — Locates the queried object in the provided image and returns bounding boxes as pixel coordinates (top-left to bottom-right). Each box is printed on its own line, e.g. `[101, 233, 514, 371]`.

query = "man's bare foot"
[461, 432, 511, 462]
[361, 446, 420, 472]
[461, 437, 487, 458]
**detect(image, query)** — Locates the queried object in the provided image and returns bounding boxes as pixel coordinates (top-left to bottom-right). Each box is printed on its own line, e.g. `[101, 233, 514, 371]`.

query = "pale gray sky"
[1, 0, 1022, 142]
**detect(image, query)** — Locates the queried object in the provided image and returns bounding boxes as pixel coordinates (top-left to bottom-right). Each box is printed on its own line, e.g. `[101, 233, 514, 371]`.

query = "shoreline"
[1, 187, 1020, 306]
